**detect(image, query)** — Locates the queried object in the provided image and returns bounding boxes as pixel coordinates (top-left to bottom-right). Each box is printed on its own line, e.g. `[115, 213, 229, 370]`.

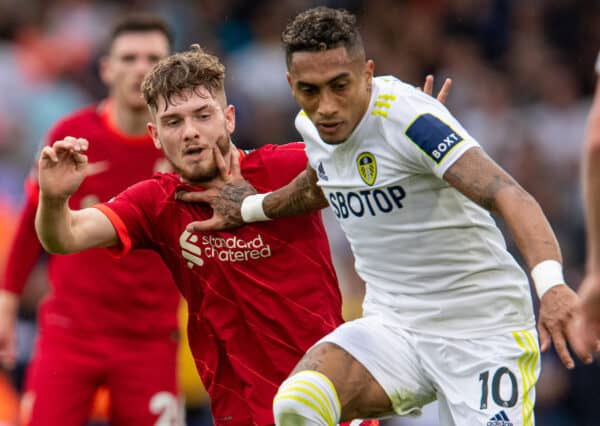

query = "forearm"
[35, 193, 78, 254]
[495, 186, 562, 269]
[583, 79, 600, 272]
[262, 167, 328, 219]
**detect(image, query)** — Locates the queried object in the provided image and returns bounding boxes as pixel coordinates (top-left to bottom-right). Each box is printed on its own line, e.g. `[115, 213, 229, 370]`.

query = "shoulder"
[372, 76, 443, 127]
[120, 172, 178, 202]
[240, 144, 309, 189]
[47, 104, 100, 142]
[241, 143, 307, 166]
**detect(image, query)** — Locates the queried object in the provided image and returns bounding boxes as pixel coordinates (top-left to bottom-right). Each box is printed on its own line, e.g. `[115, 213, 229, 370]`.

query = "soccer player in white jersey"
[178, 7, 595, 426]
[573, 52, 600, 356]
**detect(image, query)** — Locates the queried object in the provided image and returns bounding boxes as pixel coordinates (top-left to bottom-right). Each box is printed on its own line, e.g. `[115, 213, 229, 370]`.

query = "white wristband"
[240, 193, 272, 223]
[596, 51, 600, 74]
[531, 260, 565, 299]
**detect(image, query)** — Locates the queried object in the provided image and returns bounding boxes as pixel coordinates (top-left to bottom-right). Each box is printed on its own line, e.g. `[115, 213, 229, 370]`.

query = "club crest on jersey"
[357, 152, 377, 186]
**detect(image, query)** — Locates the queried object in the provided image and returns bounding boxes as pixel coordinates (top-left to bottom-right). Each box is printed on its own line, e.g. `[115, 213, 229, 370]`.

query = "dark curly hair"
[142, 44, 226, 113]
[281, 7, 364, 67]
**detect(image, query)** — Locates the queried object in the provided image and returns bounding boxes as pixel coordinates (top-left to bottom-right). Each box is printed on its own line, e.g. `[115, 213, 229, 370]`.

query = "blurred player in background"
[0, 14, 182, 425]
[574, 52, 600, 356]
[179, 7, 594, 425]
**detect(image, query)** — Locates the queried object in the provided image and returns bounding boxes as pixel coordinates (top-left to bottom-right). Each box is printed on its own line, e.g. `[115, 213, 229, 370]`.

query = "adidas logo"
[487, 410, 513, 426]
[317, 161, 328, 181]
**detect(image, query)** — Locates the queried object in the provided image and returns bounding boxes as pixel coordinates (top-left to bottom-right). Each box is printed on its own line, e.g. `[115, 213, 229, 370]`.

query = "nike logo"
[85, 161, 110, 176]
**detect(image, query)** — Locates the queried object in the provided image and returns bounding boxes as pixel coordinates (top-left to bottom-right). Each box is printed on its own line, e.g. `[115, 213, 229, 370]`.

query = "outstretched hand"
[38, 137, 89, 200]
[421, 74, 452, 104]
[571, 273, 600, 357]
[537, 284, 594, 369]
[176, 144, 256, 232]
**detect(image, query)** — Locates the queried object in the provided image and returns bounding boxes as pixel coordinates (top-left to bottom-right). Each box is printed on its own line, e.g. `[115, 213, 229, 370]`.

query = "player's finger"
[538, 322, 551, 352]
[52, 139, 77, 153]
[186, 217, 224, 233]
[175, 190, 212, 203]
[40, 146, 58, 163]
[229, 146, 242, 180]
[77, 138, 89, 151]
[422, 75, 434, 96]
[213, 146, 228, 180]
[551, 330, 575, 369]
[437, 78, 453, 104]
[567, 326, 594, 364]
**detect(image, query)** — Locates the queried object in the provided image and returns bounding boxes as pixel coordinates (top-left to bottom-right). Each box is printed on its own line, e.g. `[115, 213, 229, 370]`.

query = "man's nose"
[317, 90, 338, 117]
[182, 119, 200, 141]
[135, 58, 155, 75]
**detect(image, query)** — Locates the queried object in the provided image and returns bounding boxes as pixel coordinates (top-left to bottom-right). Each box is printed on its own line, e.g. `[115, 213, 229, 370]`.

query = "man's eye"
[148, 55, 162, 64]
[167, 119, 180, 126]
[121, 55, 136, 63]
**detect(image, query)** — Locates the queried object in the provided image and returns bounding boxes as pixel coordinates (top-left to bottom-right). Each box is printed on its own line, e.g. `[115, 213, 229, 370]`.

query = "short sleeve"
[386, 87, 480, 178]
[93, 179, 161, 257]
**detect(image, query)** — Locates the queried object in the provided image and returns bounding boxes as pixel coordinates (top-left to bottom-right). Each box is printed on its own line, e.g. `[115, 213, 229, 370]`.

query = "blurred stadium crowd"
[0, 0, 599, 425]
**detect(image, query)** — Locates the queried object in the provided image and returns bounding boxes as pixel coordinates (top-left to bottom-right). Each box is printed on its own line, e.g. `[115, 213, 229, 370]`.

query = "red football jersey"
[97, 143, 344, 425]
[2, 102, 179, 338]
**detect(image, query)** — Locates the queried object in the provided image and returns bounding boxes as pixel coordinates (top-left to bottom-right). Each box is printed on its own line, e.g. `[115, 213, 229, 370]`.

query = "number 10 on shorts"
[479, 367, 518, 409]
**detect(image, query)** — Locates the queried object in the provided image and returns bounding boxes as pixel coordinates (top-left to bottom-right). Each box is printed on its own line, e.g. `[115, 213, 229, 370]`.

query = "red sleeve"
[259, 143, 309, 188]
[93, 204, 133, 258]
[94, 178, 162, 257]
[1, 178, 43, 295]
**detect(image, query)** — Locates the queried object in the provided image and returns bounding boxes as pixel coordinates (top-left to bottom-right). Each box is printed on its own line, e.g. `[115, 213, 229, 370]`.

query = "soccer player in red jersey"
[33, 45, 345, 426]
[0, 15, 182, 425]
[29, 44, 447, 425]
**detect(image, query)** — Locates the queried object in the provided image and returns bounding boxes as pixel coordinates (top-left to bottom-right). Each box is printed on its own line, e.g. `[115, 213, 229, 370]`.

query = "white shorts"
[315, 315, 540, 426]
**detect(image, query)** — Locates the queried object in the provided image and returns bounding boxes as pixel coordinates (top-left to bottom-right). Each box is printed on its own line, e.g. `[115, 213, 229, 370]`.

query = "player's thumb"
[175, 190, 211, 204]
[185, 218, 222, 233]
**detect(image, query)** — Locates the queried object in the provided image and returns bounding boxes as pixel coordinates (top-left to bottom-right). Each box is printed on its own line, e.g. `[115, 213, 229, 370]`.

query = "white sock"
[273, 370, 341, 426]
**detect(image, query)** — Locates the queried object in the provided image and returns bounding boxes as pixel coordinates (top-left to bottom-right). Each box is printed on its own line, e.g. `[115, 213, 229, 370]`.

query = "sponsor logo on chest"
[179, 230, 272, 269]
[328, 185, 406, 219]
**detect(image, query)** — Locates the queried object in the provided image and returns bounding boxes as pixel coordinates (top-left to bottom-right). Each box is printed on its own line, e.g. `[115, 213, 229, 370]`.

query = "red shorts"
[22, 326, 179, 426]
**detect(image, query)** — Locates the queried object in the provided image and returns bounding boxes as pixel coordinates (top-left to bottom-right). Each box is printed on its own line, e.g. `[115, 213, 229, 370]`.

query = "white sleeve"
[389, 92, 480, 178]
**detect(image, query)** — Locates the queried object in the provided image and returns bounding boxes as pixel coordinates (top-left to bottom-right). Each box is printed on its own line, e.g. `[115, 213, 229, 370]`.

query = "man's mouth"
[183, 147, 205, 159]
[317, 122, 342, 134]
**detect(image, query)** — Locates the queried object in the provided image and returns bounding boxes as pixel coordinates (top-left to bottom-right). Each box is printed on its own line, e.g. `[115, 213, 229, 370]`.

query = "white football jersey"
[296, 76, 535, 337]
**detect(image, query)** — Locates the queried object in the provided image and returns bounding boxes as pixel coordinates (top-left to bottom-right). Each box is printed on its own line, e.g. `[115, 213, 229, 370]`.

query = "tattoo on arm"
[266, 167, 328, 218]
[444, 147, 521, 213]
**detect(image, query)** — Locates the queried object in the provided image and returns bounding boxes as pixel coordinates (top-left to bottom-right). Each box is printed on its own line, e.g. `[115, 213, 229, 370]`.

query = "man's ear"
[365, 59, 375, 85]
[148, 123, 162, 149]
[224, 104, 236, 135]
[99, 56, 112, 86]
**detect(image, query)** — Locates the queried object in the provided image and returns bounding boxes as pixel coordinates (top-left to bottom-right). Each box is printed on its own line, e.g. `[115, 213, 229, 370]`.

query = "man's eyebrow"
[296, 72, 351, 87]
[159, 105, 211, 120]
